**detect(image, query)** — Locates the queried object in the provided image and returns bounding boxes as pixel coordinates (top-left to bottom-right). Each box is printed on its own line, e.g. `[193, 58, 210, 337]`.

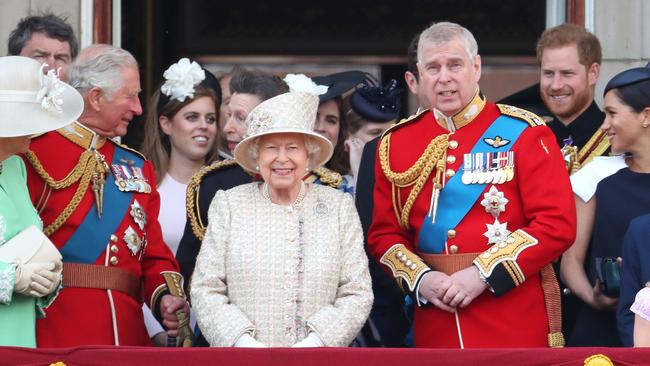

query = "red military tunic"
[23, 123, 180, 347]
[368, 93, 576, 348]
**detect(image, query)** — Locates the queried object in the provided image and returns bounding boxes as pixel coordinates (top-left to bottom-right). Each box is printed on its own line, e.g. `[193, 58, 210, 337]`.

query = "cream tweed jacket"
[191, 183, 373, 347]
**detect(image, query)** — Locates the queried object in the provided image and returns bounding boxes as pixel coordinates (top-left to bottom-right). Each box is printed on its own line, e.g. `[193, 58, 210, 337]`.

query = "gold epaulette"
[497, 104, 546, 127]
[577, 129, 610, 167]
[380, 244, 430, 292]
[186, 159, 238, 241]
[380, 108, 430, 139]
[311, 166, 343, 188]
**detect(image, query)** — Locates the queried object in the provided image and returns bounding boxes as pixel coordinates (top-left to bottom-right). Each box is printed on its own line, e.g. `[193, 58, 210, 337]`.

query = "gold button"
[110, 244, 119, 253]
[447, 155, 456, 164]
[449, 140, 459, 149]
[445, 169, 455, 178]
[449, 245, 458, 254]
[447, 229, 456, 239]
[111, 234, 118, 242]
[110, 256, 118, 265]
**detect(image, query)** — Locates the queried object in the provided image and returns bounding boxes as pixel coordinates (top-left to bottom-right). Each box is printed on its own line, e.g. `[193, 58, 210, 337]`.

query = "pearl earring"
[255, 165, 259, 171]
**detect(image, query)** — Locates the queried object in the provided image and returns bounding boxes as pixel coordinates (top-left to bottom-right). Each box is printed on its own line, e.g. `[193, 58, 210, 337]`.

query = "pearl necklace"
[262, 181, 306, 208]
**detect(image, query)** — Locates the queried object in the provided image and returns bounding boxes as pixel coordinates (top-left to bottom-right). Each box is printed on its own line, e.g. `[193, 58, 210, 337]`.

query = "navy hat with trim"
[312, 71, 367, 102]
[604, 67, 650, 96]
[350, 79, 402, 122]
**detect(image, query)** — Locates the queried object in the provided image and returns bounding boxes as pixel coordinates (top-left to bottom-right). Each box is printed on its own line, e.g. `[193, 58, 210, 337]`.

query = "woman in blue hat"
[561, 66, 650, 346]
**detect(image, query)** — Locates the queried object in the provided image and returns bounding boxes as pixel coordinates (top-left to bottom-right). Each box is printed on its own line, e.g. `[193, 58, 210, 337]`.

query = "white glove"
[292, 332, 325, 348]
[14, 261, 59, 297]
[234, 333, 267, 348]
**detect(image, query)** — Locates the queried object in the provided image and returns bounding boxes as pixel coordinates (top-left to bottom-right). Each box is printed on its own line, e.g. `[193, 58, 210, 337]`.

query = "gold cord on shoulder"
[379, 133, 449, 229]
[186, 159, 238, 241]
[25, 148, 108, 236]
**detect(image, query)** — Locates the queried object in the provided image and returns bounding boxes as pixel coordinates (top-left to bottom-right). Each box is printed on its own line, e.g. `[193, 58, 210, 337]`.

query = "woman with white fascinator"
[0, 56, 83, 346]
[191, 75, 373, 347]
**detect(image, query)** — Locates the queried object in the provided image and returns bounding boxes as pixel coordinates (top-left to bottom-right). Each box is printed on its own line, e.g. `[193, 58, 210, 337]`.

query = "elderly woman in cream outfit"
[191, 83, 373, 348]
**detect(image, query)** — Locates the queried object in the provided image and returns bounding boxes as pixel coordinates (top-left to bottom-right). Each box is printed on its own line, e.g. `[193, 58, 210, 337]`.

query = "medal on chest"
[480, 185, 511, 246]
[111, 158, 152, 193]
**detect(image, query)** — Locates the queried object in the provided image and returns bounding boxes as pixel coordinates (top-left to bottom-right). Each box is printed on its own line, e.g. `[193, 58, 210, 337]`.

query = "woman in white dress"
[191, 84, 373, 347]
[140, 58, 221, 345]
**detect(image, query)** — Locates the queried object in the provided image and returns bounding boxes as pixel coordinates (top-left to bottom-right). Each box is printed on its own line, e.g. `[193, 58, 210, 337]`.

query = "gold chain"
[379, 133, 449, 229]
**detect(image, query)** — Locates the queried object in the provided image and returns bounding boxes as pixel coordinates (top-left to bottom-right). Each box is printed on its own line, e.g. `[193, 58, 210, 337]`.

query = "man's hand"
[160, 294, 190, 337]
[418, 271, 455, 312]
[447, 266, 488, 308]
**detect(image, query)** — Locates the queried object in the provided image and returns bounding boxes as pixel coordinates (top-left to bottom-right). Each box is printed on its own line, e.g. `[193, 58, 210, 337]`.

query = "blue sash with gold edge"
[416, 115, 527, 254]
[59, 147, 142, 263]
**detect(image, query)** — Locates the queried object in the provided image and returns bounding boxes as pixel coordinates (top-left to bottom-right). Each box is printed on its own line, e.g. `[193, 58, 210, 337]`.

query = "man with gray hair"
[368, 22, 576, 348]
[22, 44, 190, 347]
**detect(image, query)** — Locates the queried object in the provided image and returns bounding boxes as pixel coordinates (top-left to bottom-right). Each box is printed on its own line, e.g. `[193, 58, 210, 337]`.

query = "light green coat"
[0, 156, 56, 347]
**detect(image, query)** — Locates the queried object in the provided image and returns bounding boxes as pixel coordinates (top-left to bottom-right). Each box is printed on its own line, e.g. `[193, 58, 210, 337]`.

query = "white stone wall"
[593, 0, 650, 105]
[0, 0, 80, 57]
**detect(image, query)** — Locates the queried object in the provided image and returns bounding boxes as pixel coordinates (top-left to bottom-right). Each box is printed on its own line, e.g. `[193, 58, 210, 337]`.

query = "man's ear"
[588, 62, 600, 88]
[86, 87, 104, 112]
[405, 71, 419, 95]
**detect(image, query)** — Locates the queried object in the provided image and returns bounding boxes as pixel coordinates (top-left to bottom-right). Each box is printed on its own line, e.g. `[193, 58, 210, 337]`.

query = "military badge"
[123, 226, 144, 256]
[483, 136, 510, 148]
[483, 218, 511, 245]
[480, 185, 508, 218]
[130, 200, 147, 230]
[462, 152, 514, 185]
[111, 163, 152, 193]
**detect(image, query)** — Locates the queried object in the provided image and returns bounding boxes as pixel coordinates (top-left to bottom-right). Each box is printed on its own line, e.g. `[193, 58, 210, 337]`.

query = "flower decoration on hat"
[36, 64, 65, 115]
[283, 73, 328, 95]
[161, 58, 205, 102]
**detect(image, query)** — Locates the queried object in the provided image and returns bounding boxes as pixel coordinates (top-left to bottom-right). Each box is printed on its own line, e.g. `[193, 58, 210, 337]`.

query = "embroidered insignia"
[130, 200, 147, 230]
[123, 226, 144, 255]
[483, 136, 510, 148]
[480, 185, 509, 218]
[111, 163, 152, 193]
[483, 218, 511, 245]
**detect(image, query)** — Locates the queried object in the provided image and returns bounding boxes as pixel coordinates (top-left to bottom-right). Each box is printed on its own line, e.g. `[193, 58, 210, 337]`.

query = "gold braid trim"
[25, 149, 99, 236]
[25, 149, 95, 189]
[379, 133, 449, 229]
[186, 159, 238, 241]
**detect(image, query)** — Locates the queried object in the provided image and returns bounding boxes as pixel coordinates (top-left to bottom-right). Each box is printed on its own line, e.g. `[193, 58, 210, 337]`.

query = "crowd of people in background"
[1, 12, 650, 350]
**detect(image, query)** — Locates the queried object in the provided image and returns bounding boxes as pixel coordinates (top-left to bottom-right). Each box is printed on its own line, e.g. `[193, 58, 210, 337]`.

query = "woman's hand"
[588, 280, 619, 311]
[344, 137, 365, 180]
[13, 261, 60, 297]
[234, 333, 267, 348]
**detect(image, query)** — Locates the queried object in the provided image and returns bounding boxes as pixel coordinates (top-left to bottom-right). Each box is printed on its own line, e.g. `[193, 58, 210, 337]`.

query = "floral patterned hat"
[233, 74, 333, 173]
[0, 56, 83, 137]
[156, 57, 221, 112]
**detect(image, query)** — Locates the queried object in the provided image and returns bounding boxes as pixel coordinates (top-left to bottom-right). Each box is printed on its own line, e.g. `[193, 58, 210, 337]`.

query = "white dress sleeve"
[631, 287, 650, 322]
[570, 156, 626, 202]
[305, 193, 373, 346]
[190, 190, 255, 347]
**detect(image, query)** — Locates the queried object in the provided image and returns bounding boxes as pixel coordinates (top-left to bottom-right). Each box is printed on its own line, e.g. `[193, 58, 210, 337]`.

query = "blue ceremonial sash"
[416, 115, 527, 254]
[59, 147, 141, 263]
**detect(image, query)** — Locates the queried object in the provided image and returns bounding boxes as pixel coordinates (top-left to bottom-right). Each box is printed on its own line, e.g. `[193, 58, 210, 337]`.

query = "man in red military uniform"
[368, 22, 576, 348]
[23, 44, 189, 347]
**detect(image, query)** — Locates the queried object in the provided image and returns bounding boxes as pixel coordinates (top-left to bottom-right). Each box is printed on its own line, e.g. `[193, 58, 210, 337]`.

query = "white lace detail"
[631, 287, 650, 322]
[0, 263, 16, 304]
